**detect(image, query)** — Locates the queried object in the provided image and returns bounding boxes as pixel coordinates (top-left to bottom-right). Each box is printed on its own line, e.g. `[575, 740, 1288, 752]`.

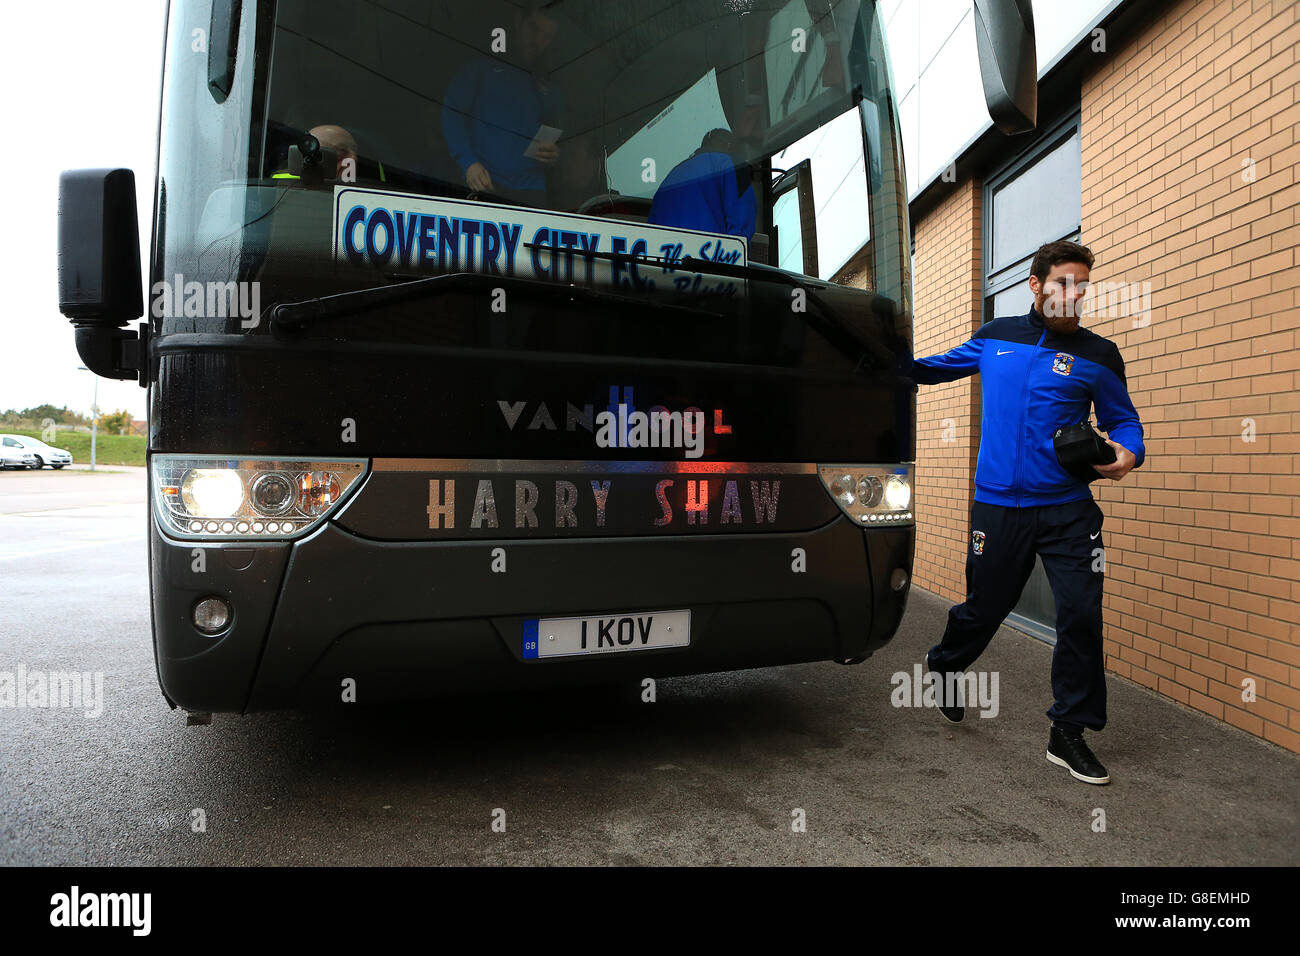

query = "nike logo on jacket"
[908, 305, 1147, 508]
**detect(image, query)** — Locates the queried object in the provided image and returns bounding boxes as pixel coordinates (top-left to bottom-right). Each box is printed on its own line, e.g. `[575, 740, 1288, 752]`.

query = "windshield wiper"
[270, 251, 899, 375]
[269, 270, 727, 336]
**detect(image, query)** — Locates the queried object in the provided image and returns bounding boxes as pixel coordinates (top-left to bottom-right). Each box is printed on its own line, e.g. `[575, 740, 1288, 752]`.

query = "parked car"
[0, 444, 38, 470]
[0, 434, 73, 469]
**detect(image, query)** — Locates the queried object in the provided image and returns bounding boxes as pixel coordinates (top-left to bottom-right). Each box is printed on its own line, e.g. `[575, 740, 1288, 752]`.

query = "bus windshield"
[153, 0, 912, 371]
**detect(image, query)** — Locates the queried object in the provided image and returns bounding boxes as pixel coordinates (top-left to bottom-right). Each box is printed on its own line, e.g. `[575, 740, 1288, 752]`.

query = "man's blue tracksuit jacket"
[911, 305, 1146, 506]
[911, 305, 1147, 733]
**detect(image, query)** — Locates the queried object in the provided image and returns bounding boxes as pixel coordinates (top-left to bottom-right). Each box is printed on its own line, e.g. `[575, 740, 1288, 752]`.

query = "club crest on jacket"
[1052, 352, 1075, 376]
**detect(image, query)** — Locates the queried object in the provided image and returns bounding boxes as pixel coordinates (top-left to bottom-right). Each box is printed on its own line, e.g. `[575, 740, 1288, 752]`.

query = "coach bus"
[57, 0, 1036, 715]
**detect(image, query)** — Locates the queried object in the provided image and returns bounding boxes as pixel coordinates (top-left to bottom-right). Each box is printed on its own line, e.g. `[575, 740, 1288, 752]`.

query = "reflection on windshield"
[605, 68, 733, 199]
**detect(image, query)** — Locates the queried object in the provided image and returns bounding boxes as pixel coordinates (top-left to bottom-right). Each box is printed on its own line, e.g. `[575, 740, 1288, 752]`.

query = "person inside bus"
[441, 0, 563, 206]
[647, 127, 757, 240]
[308, 124, 358, 180]
[271, 124, 368, 183]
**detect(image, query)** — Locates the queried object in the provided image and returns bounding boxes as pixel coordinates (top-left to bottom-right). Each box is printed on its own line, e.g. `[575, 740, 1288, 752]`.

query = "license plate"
[522, 609, 691, 659]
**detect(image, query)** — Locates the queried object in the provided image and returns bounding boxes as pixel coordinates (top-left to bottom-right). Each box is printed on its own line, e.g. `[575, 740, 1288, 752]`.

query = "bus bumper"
[149, 516, 913, 713]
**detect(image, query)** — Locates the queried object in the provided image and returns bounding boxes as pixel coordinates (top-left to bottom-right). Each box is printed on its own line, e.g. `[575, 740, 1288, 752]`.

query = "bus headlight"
[250, 473, 296, 516]
[857, 476, 883, 507]
[152, 456, 367, 540]
[817, 464, 914, 526]
[884, 475, 911, 510]
[180, 469, 245, 517]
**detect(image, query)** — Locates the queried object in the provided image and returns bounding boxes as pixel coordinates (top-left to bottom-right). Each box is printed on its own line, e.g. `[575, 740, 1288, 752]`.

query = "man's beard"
[1042, 300, 1081, 334]
[1044, 312, 1080, 334]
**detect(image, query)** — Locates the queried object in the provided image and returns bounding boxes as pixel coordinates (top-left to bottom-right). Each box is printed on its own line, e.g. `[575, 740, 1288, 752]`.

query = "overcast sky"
[0, 0, 166, 421]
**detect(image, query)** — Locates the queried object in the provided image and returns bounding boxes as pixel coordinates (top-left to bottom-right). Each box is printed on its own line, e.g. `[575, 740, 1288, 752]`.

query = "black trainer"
[924, 653, 963, 723]
[1046, 725, 1110, 784]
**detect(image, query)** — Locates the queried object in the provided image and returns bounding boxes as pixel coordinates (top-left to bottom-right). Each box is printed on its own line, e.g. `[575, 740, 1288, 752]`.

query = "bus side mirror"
[57, 168, 148, 384]
[973, 0, 1038, 135]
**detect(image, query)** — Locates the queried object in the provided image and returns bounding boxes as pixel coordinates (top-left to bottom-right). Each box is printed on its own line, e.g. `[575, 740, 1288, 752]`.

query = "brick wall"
[1077, 0, 1299, 752]
[911, 178, 983, 601]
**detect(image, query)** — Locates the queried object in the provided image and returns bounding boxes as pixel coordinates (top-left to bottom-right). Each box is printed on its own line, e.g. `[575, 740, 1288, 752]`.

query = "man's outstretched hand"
[1093, 438, 1136, 480]
[466, 162, 494, 193]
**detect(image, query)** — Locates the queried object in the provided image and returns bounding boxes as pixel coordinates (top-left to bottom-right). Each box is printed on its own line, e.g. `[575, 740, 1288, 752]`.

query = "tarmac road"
[1, 466, 1296, 865]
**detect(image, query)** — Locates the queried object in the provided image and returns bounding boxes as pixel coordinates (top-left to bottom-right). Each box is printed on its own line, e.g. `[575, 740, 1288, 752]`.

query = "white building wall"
[775, 0, 1127, 280]
[884, 0, 1127, 201]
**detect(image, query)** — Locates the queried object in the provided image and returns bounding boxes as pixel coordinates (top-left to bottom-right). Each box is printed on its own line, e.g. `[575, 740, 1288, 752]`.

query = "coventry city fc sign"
[331, 186, 747, 295]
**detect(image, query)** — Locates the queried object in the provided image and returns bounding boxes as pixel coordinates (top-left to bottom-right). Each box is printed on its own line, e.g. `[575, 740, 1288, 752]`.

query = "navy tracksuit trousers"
[927, 496, 1108, 733]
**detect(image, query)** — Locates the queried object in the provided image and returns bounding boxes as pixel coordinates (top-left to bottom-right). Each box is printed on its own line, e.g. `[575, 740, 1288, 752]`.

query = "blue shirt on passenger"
[648, 151, 756, 240]
[441, 58, 562, 193]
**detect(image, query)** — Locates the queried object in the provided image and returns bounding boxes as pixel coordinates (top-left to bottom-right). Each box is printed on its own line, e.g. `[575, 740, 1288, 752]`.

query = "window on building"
[984, 121, 1081, 322]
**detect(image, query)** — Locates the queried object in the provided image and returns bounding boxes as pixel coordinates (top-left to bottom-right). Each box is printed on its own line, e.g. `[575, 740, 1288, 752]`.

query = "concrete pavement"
[0, 467, 1296, 865]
